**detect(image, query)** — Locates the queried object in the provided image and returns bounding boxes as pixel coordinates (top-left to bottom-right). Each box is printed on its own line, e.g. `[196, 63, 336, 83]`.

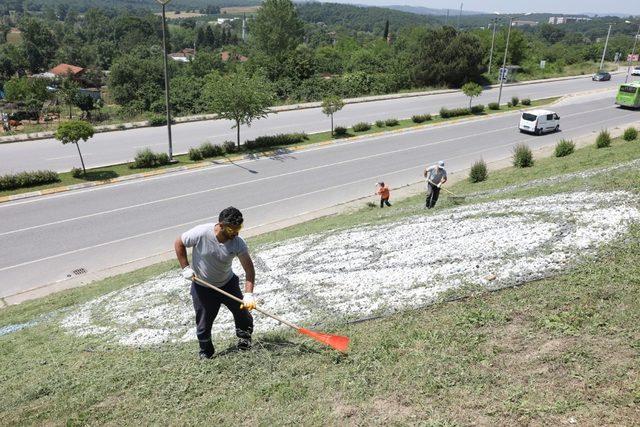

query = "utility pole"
[599, 23, 612, 71]
[457, 3, 463, 30]
[445, 9, 449, 26]
[497, 16, 513, 107]
[156, 0, 174, 161]
[625, 23, 640, 83]
[242, 12, 246, 42]
[488, 18, 498, 75]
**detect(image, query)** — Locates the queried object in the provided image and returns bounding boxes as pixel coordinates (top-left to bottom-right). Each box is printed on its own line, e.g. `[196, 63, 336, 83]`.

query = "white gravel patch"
[60, 190, 639, 347]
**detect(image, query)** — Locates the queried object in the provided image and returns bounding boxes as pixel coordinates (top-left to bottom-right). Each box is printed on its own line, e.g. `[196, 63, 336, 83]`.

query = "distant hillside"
[19, 0, 259, 13]
[387, 5, 485, 16]
[296, 2, 439, 34]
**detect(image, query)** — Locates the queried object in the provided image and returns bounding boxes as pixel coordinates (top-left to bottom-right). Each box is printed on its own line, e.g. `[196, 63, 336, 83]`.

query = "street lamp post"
[497, 16, 513, 107]
[488, 18, 499, 75]
[599, 23, 612, 71]
[157, 0, 174, 161]
[625, 23, 640, 83]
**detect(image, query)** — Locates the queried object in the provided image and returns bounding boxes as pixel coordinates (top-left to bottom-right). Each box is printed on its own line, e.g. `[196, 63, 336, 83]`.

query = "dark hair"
[378, 181, 384, 186]
[219, 206, 243, 226]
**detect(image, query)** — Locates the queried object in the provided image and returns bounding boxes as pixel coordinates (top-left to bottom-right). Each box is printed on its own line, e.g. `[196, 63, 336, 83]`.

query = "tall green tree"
[383, 20, 389, 40]
[251, 0, 304, 56]
[203, 72, 275, 148]
[321, 96, 344, 136]
[54, 120, 95, 174]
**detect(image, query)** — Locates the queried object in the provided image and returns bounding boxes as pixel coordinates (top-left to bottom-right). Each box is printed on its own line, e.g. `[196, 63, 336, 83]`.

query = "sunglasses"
[222, 224, 243, 235]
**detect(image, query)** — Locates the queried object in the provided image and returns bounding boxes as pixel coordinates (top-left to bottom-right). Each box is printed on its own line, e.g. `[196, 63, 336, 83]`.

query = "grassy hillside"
[0, 129, 639, 424]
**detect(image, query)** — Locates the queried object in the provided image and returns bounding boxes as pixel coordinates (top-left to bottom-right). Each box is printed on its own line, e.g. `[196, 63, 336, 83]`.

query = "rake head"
[299, 328, 350, 353]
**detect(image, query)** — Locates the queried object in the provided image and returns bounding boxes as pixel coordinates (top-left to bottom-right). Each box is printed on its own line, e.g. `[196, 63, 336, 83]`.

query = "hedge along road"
[0, 93, 636, 300]
[0, 73, 628, 175]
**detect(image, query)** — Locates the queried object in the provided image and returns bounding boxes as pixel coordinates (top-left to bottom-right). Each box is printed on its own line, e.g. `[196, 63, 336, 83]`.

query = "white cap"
[438, 160, 445, 167]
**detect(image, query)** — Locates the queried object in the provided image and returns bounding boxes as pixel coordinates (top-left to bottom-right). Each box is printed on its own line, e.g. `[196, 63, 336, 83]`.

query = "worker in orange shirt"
[376, 182, 392, 208]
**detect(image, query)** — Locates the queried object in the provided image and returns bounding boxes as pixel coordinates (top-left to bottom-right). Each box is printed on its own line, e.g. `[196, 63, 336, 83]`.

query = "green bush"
[488, 102, 500, 110]
[511, 96, 519, 107]
[71, 167, 84, 178]
[385, 118, 399, 126]
[554, 139, 575, 157]
[189, 148, 204, 161]
[352, 122, 372, 132]
[147, 114, 167, 126]
[623, 127, 638, 141]
[0, 170, 60, 191]
[222, 140, 238, 153]
[440, 107, 470, 119]
[468, 159, 488, 183]
[595, 130, 611, 148]
[507, 102, 513, 108]
[131, 148, 170, 168]
[512, 143, 534, 168]
[470, 104, 485, 114]
[375, 120, 386, 128]
[334, 126, 348, 136]
[245, 133, 309, 150]
[199, 142, 224, 158]
[521, 98, 531, 106]
[411, 114, 431, 123]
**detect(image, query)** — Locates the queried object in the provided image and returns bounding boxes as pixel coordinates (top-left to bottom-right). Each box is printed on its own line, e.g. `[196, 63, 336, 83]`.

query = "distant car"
[592, 70, 611, 81]
[519, 109, 560, 135]
[632, 66, 640, 76]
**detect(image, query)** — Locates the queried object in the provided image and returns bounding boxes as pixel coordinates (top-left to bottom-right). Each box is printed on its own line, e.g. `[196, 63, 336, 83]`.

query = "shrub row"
[412, 114, 432, 123]
[131, 148, 170, 169]
[245, 133, 308, 150]
[0, 170, 60, 191]
[352, 122, 372, 132]
[439, 107, 471, 119]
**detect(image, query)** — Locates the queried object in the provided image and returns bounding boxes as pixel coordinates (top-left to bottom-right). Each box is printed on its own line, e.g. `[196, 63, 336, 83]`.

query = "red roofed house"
[220, 51, 248, 63]
[49, 63, 85, 78]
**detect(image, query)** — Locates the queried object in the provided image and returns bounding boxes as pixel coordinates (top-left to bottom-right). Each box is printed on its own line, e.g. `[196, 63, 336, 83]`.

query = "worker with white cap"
[423, 160, 447, 209]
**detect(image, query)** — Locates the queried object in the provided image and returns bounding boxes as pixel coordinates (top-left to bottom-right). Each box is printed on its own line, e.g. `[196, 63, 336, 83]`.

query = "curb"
[0, 97, 562, 204]
[0, 70, 620, 145]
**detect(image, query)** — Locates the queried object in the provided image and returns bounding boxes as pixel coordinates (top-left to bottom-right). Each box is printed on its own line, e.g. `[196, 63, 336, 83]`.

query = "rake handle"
[427, 179, 456, 196]
[192, 275, 301, 331]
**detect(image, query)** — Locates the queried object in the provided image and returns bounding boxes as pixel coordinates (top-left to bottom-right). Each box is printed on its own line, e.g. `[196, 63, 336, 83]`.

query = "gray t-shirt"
[181, 223, 249, 287]
[426, 166, 447, 185]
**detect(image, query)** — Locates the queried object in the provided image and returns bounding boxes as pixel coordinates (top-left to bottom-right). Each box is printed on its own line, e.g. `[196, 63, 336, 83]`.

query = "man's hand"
[241, 293, 256, 310]
[437, 182, 442, 188]
[181, 266, 195, 283]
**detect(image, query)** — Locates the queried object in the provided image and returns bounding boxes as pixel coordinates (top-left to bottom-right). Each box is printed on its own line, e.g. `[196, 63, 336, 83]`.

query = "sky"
[315, 0, 640, 15]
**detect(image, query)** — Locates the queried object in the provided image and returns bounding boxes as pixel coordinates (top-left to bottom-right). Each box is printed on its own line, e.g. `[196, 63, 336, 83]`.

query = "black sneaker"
[237, 338, 252, 351]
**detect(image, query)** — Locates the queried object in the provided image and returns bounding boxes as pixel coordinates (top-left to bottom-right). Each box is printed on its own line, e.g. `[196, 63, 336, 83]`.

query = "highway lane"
[0, 74, 629, 174]
[0, 93, 637, 298]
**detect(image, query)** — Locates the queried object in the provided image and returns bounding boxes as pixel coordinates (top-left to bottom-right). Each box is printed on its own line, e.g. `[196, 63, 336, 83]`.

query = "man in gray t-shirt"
[174, 206, 257, 359]
[424, 160, 448, 209]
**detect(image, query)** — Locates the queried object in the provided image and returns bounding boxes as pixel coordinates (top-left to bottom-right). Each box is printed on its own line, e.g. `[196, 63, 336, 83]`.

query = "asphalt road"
[0, 73, 629, 175]
[0, 90, 637, 299]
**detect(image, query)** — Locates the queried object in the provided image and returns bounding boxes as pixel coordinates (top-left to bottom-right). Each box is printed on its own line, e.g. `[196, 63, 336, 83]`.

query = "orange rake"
[192, 276, 350, 353]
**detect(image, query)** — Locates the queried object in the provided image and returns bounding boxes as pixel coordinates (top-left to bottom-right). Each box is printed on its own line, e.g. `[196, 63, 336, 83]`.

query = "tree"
[250, 0, 304, 75]
[383, 20, 389, 40]
[75, 93, 96, 120]
[203, 72, 275, 148]
[461, 82, 483, 108]
[54, 120, 95, 174]
[58, 77, 80, 119]
[321, 96, 344, 136]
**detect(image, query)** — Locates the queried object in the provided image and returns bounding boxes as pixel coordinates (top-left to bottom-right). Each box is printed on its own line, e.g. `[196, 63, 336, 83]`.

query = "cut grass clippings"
[0, 127, 639, 424]
[0, 97, 559, 199]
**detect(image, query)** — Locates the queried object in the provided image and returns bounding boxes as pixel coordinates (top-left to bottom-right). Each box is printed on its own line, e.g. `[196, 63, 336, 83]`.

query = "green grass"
[0, 97, 559, 198]
[1, 127, 639, 424]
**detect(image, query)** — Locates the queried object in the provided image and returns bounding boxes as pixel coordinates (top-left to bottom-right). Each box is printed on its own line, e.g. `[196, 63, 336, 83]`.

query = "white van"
[518, 109, 560, 135]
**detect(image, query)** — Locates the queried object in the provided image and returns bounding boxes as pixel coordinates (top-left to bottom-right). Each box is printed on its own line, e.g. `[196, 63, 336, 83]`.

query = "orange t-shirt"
[377, 186, 390, 199]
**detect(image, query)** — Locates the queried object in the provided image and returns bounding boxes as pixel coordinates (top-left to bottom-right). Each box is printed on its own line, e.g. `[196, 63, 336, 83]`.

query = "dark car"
[592, 71, 611, 81]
